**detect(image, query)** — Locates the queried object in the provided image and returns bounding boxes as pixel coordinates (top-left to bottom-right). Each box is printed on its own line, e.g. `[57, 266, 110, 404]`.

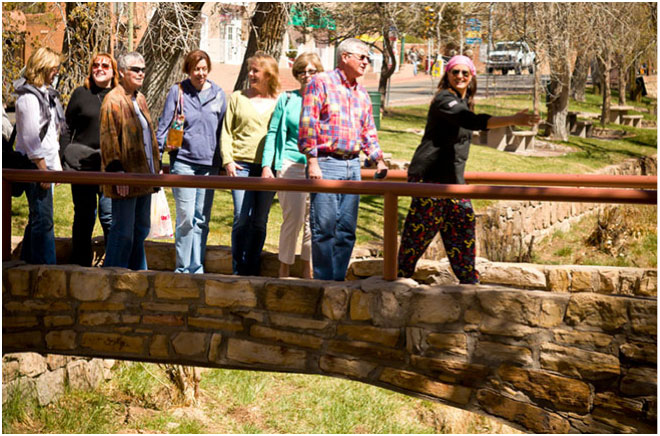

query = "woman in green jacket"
[261, 53, 323, 278]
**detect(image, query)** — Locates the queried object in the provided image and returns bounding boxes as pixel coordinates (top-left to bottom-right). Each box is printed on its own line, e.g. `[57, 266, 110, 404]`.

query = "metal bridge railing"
[3, 169, 656, 280]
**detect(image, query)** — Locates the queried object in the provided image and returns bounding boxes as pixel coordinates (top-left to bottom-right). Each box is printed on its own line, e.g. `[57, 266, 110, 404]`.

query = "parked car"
[487, 41, 535, 75]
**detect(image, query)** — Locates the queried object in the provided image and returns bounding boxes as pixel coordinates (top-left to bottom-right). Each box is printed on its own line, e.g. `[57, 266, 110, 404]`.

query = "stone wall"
[422, 155, 658, 262]
[349, 258, 657, 296]
[3, 262, 656, 433]
[2, 352, 114, 406]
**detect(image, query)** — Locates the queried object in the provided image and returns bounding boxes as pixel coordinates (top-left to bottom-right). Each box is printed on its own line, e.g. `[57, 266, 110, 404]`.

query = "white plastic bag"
[148, 189, 174, 239]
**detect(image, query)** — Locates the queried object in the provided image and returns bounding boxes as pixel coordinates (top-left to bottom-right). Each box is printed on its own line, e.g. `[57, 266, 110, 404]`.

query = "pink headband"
[445, 55, 476, 76]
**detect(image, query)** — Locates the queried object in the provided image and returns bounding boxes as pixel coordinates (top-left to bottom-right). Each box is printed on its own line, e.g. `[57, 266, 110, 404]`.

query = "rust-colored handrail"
[3, 169, 657, 280]
[361, 169, 658, 188]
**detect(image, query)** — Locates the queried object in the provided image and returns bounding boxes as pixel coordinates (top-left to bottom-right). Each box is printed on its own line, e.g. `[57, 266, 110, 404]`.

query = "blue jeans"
[230, 161, 275, 276]
[70, 183, 112, 266]
[103, 193, 151, 270]
[171, 159, 217, 274]
[21, 182, 56, 265]
[309, 156, 361, 281]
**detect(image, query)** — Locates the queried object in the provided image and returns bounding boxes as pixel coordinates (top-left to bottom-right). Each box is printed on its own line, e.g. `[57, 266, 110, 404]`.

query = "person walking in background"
[157, 50, 227, 274]
[261, 52, 324, 278]
[60, 53, 118, 266]
[100, 52, 161, 270]
[221, 51, 279, 276]
[398, 55, 540, 284]
[13, 47, 65, 265]
[299, 38, 388, 281]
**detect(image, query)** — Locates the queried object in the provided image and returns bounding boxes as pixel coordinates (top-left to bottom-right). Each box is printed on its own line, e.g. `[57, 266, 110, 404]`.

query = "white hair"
[117, 52, 145, 71]
[336, 38, 368, 62]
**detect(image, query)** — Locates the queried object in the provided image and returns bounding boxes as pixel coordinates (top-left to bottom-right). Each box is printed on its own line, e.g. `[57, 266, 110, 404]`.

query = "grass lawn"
[9, 87, 656, 253]
[2, 362, 521, 434]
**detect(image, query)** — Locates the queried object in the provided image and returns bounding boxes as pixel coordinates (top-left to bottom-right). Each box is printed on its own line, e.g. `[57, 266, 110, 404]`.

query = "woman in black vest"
[398, 55, 539, 284]
[60, 53, 118, 266]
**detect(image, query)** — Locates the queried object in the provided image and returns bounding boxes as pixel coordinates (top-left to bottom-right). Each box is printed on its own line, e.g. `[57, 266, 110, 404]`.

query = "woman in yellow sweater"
[221, 52, 279, 276]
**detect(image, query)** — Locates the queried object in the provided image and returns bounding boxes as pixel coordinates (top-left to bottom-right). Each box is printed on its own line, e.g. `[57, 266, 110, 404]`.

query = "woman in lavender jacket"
[157, 50, 227, 274]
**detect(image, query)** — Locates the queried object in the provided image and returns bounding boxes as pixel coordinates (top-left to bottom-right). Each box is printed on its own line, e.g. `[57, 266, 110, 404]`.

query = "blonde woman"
[221, 52, 279, 276]
[261, 53, 323, 278]
[14, 47, 65, 264]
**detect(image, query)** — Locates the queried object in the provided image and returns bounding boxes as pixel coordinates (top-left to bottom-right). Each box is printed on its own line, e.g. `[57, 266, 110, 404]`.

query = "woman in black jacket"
[398, 55, 539, 284]
[60, 53, 118, 266]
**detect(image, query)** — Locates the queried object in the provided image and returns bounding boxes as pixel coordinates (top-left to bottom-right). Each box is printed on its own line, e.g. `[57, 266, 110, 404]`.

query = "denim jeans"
[21, 182, 56, 264]
[309, 156, 361, 281]
[103, 193, 151, 270]
[171, 159, 217, 274]
[230, 161, 275, 276]
[70, 183, 112, 266]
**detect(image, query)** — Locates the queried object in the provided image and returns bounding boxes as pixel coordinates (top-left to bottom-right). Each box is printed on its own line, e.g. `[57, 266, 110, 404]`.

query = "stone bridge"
[2, 262, 657, 433]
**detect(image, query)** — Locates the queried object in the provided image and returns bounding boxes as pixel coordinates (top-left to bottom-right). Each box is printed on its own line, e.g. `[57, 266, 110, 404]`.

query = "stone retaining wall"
[3, 262, 656, 433]
[348, 258, 657, 296]
[2, 352, 114, 406]
[422, 155, 657, 262]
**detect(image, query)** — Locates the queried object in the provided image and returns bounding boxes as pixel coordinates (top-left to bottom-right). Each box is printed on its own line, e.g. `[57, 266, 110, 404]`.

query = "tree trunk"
[617, 57, 627, 105]
[234, 3, 289, 91]
[59, 2, 111, 104]
[377, 22, 397, 114]
[544, 54, 571, 140]
[599, 53, 611, 127]
[570, 54, 589, 102]
[591, 57, 603, 95]
[137, 2, 204, 116]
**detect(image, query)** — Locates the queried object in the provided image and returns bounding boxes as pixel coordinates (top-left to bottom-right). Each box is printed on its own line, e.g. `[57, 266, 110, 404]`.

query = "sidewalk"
[208, 61, 422, 93]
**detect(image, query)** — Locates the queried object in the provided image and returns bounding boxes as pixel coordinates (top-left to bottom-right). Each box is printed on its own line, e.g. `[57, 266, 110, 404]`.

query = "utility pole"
[486, 2, 493, 98]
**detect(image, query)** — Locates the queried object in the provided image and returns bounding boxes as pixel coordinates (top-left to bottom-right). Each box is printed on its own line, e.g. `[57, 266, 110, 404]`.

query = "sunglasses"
[92, 62, 112, 71]
[297, 69, 318, 77]
[450, 69, 471, 77]
[128, 66, 146, 74]
[347, 52, 372, 63]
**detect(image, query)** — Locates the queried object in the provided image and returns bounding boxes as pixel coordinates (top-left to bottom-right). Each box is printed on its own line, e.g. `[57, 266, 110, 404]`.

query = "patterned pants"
[398, 190, 479, 284]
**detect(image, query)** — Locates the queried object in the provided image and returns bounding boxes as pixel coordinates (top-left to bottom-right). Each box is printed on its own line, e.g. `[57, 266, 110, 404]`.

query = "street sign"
[466, 18, 481, 45]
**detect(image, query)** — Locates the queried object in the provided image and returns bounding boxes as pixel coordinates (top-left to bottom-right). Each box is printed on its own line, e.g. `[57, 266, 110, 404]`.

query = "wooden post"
[383, 192, 398, 280]
[3, 180, 12, 261]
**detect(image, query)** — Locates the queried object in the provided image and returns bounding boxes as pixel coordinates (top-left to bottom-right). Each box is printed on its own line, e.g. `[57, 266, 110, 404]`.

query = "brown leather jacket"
[100, 84, 161, 199]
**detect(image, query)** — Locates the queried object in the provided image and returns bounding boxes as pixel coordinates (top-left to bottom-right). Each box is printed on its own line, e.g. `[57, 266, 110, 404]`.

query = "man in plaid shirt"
[298, 38, 388, 281]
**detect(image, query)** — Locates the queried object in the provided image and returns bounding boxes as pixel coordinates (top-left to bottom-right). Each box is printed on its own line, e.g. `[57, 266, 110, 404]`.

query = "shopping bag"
[148, 189, 174, 239]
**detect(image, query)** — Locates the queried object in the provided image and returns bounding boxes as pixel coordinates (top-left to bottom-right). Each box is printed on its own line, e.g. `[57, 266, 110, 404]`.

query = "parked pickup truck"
[487, 41, 535, 75]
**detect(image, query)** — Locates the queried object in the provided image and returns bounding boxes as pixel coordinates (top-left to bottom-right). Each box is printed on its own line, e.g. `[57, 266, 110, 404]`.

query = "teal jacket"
[261, 90, 306, 171]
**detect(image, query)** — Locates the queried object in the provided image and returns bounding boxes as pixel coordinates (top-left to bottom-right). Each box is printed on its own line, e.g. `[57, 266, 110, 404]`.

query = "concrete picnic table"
[607, 105, 635, 124]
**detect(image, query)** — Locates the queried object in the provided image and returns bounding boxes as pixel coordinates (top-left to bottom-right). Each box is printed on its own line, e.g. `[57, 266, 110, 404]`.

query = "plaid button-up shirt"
[298, 68, 383, 161]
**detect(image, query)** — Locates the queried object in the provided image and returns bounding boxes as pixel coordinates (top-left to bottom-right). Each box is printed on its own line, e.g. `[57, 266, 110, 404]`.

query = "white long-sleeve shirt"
[15, 87, 62, 170]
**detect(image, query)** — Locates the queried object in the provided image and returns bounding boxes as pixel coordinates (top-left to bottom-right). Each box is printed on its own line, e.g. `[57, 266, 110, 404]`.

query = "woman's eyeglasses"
[92, 62, 112, 71]
[128, 66, 146, 74]
[297, 69, 318, 78]
[450, 69, 471, 77]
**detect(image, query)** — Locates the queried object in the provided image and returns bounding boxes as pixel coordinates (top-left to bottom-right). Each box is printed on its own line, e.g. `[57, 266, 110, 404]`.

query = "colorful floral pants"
[397, 189, 479, 284]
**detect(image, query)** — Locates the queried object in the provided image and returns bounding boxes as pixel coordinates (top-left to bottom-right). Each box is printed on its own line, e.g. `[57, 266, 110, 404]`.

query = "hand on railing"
[307, 157, 322, 180]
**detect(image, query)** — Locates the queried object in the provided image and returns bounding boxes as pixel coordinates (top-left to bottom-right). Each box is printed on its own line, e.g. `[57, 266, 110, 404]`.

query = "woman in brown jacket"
[100, 52, 161, 270]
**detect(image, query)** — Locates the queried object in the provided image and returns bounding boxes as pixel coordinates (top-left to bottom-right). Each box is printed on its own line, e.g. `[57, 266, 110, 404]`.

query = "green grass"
[3, 363, 520, 434]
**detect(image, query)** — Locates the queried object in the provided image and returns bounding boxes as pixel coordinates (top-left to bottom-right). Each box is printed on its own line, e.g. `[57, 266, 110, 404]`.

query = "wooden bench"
[505, 130, 536, 152]
[621, 114, 643, 127]
[573, 120, 593, 138]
